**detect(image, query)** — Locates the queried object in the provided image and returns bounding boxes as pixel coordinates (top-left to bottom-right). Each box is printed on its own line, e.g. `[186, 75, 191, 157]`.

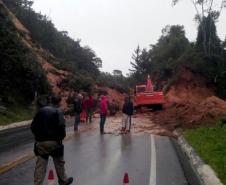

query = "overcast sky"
[33, 0, 226, 75]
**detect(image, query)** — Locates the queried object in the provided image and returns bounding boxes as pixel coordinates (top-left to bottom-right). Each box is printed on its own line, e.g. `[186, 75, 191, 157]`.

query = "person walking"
[73, 94, 83, 131]
[99, 95, 108, 134]
[31, 96, 73, 185]
[121, 96, 134, 132]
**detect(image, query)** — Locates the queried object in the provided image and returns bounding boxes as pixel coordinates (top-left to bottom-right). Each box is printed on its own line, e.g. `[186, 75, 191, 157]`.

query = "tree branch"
[207, 0, 214, 14]
[190, 0, 202, 21]
[202, 0, 204, 17]
[219, 0, 225, 15]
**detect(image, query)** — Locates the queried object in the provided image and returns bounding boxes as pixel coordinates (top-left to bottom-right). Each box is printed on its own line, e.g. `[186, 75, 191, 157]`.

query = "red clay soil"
[38, 57, 75, 111]
[106, 87, 125, 108]
[150, 69, 226, 133]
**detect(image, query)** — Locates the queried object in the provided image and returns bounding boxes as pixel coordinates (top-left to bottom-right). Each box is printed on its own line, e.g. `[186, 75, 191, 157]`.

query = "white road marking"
[149, 135, 157, 185]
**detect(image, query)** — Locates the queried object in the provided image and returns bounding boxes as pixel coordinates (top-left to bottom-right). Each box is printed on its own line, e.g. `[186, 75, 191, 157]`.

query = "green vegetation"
[3, 0, 102, 79]
[60, 74, 95, 93]
[129, 23, 226, 97]
[184, 122, 226, 184]
[97, 71, 130, 93]
[0, 2, 50, 104]
[0, 105, 33, 125]
[129, 1, 226, 98]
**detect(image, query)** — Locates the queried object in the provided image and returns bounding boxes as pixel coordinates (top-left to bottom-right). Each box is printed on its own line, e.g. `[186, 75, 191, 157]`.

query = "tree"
[128, 25, 190, 88]
[129, 46, 151, 83]
[0, 7, 49, 103]
[113, 70, 123, 77]
[196, 15, 222, 55]
[223, 38, 226, 49]
[173, 0, 226, 54]
[130, 46, 141, 72]
[3, 0, 102, 78]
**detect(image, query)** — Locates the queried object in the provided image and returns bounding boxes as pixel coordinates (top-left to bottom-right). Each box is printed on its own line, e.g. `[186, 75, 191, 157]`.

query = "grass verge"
[184, 123, 226, 184]
[0, 106, 32, 126]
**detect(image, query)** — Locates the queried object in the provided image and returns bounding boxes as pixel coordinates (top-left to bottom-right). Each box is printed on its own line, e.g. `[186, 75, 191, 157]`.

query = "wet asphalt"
[0, 122, 188, 185]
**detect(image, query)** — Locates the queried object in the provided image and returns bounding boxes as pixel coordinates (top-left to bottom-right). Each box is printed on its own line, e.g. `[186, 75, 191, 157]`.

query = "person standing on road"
[31, 96, 73, 185]
[121, 96, 134, 132]
[73, 93, 83, 131]
[99, 95, 108, 134]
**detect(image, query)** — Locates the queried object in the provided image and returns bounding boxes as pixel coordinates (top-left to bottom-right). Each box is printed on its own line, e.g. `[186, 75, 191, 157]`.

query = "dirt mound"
[106, 88, 125, 108]
[165, 68, 214, 104]
[152, 69, 226, 131]
[96, 86, 125, 108]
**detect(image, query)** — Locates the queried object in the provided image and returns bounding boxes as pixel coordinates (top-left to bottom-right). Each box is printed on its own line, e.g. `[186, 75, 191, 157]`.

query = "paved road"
[0, 126, 188, 185]
[0, 120, 74, 166]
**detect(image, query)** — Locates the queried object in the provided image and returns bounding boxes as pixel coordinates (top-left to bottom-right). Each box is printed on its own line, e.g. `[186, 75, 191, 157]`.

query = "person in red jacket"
[99, 95, 108, 134]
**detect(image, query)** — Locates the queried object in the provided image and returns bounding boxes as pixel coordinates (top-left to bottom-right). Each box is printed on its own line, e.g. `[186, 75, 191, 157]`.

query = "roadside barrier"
[123, 172, 129, 185]
[48, 169, 55, 185]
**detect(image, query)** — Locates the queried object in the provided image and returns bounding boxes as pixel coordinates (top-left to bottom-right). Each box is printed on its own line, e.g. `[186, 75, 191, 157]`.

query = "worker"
[121, 96, 134, 132]
[31, 96, 73, 185]
[99, 95, 108, 134]
[73, 93, 83, 131]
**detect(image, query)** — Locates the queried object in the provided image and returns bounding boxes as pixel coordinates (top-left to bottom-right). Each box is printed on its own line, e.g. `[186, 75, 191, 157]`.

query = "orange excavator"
[133, 76, 164, 110]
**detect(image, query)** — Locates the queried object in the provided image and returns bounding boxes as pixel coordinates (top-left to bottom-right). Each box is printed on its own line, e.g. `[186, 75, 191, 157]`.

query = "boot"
[60, 177, 73, 185]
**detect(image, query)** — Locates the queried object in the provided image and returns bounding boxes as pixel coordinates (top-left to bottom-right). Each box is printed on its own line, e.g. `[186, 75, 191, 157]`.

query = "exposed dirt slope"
[165, 68, 214, 104]
[153, 69, 226, 132]
[105, 87, 125, 108]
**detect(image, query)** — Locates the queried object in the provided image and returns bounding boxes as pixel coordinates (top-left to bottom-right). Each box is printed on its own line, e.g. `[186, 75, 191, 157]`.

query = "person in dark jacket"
[121, 96, 134, 132]
[74, 93, 83, 131]
[31, 96, 73, 185]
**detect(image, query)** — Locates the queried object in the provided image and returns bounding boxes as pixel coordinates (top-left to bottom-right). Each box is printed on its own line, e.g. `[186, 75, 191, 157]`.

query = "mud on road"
[103, 113, 178, 138]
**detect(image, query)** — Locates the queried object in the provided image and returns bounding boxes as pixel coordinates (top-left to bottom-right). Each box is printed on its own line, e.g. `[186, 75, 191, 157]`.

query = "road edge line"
[149, 134, 156, 185]
[0, 152, 34, 174]
[0, 130, 79, 174]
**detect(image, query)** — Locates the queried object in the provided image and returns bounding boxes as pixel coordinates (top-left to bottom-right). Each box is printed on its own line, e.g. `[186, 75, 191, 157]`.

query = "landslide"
[124, 69, 226, 138]
[152, 69, 226, 132]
